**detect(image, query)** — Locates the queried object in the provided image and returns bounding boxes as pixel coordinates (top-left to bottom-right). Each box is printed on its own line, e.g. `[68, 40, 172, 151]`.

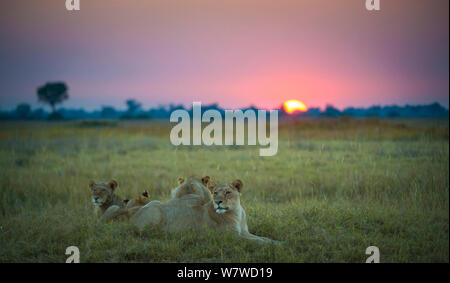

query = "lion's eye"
[225, 191, 231, 195]
[213, 192, 217, 195]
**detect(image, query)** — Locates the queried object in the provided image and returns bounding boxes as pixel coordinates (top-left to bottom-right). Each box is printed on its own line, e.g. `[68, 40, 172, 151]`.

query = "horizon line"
[1, 101, 448, 112]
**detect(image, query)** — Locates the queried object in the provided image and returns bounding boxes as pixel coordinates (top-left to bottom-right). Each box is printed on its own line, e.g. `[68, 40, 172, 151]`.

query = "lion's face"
[210, 180, 243, 214]
[89, 180, 117, 206]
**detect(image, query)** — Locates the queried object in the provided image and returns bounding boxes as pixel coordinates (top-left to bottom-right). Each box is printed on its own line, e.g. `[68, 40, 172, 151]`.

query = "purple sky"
[0, 0, 448, 111]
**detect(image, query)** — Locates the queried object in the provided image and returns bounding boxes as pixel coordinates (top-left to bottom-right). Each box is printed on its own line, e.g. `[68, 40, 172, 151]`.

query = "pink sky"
[0, 0, 448, 111]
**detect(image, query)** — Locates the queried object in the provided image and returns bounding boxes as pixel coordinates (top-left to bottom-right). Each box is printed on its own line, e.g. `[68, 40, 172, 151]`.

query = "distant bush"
[47, 112, 64, 120]
[119, 113, 151, 120]
[136, 113, 151, 119]
[15, 103, 31, 119]
[75, 120, 118, 128]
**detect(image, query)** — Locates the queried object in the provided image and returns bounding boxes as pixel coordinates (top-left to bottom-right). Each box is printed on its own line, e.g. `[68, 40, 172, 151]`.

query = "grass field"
[0, 118, 448, 262]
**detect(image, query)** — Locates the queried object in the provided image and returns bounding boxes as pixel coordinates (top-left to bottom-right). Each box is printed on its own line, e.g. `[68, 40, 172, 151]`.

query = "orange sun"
[283, 99, 308, 114]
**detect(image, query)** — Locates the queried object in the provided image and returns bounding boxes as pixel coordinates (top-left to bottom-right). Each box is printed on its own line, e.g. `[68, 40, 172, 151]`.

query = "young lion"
[122, 190, 151, 218]
[124, 190, 150, 207]
[131, 176, 278, 244]
[99, 190, 152, 222]
[89, 180, 125, 220]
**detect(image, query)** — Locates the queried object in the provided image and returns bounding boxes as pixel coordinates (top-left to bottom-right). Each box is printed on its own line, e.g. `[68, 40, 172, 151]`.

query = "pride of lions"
[90, 176, 278, 244]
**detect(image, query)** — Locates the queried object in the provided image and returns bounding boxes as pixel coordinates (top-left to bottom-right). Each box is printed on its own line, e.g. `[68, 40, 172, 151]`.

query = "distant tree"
[324, 105, 341, 117]
[387, 110, 399, 118]
[0, 111, 11, 120]
[342, 107, 356, 116]
[125, 99, 141, 114]
[101, 106, 117, 118]
[366, 106, 381, 117]
[305, 107, 321, 116]
[135, 113, 151, 119]
[30, 108, 45, 120]
[37, 82, 69, 114]
[427, 102, 449, 117]
[15, 103, 31, 119]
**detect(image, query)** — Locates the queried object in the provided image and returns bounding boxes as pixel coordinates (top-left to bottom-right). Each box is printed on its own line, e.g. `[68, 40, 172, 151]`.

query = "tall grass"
[0, 118, 448, 262]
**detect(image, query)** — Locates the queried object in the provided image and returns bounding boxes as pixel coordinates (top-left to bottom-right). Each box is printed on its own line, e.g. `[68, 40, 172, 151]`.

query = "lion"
[122, 190, 152, 218]
[90, 179, 152, 221]
[89, 179, 125, 220]
[131, 176, 278, 244]
[124, 190, 150, 207]
[168, 176, 213, 206]
[102, 190, 153, 222]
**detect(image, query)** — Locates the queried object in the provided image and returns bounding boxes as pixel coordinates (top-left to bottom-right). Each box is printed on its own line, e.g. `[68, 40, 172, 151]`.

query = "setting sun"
[283, 99, 308, 114]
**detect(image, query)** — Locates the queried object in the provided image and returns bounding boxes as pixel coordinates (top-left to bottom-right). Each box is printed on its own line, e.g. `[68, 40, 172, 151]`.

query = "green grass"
[0, 118, 448, 262]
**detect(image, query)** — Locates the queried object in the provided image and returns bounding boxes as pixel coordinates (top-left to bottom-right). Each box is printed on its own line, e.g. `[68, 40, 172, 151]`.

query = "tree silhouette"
[37, 82, 69, 113]
[125, 99, 141, 114]
[101, 106, 117, 118]
[15, 103, 31, 119]
[324, 105, 341, 117]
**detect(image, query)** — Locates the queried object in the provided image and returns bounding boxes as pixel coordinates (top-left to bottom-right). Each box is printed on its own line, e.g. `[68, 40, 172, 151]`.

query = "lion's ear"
[201, 176, 210, 186]
[89, 181, 96, 191]
[177, 177, 184, 185]
[108, 180, 118, 191]
[142, 190, 149, 198]
[231, 179, 243, 193]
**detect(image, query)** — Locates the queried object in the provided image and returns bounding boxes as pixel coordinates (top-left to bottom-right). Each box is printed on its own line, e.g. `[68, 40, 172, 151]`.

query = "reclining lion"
[101, 190, 152, 222]
[122, 190, 151, 218]
[89, 180, 125, 220]
[131, 176, 277, 244]
[168, 176, 213, 206]
[90, 179, 151, 221]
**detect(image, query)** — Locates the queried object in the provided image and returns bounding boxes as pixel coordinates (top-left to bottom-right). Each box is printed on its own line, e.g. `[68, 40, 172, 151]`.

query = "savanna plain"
[0, 118, 448, 262]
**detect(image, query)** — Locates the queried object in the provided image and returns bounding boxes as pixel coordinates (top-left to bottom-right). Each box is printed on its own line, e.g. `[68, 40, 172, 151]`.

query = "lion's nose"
[215, 200, 222, 205]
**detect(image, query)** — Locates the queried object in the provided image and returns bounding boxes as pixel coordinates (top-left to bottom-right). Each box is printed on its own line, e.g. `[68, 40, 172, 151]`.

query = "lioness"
[131, 176, 277, 244]
[168, 176, 213, 206]
[90, 180, 125, 219]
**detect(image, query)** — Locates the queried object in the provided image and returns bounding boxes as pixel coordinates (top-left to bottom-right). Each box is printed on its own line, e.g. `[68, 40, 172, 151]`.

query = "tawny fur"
[101, 190, 152, 221]
[89, 180, 125, 221]
[131, 176, 278, 244]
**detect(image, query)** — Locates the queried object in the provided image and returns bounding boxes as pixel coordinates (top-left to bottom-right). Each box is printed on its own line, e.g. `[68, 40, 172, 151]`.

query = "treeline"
[1, 81, 447, 120]
[303, 103, 449, 118]
[0, 101, 448, 120]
